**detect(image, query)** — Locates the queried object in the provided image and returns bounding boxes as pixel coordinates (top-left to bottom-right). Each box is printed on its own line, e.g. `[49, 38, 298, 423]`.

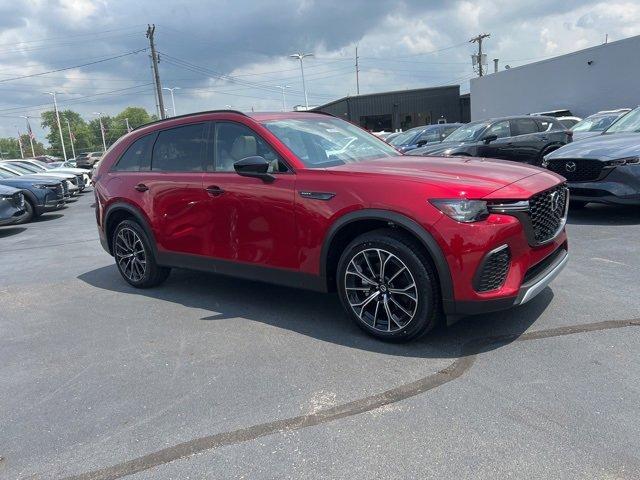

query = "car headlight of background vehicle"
[33, 183, 51, 189]
[605, 156, 640, 166]
[430, 199, 489, 223]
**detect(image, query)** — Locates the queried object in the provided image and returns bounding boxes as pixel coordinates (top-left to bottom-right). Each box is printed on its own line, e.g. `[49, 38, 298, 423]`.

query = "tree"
[0, 137, 21, 159]
[41, 110, 97, 157]
[19, 134, 46, 156]
[107, 107, 156, 144]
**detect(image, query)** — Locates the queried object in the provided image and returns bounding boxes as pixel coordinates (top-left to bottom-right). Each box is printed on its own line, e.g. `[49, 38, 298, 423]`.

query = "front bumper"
[568, 165, 640, 205]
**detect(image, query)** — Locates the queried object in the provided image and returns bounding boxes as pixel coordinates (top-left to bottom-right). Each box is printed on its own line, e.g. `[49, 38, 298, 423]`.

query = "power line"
[0, 25, 143, 48]
[0, 48, 148, 84]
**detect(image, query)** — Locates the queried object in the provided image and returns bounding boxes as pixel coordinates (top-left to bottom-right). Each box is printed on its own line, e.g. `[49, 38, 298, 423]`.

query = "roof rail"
[132, 109, 247, 131]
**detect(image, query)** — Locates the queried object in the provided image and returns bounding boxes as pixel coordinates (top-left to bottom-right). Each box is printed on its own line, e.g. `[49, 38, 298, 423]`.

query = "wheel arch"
[104, 202, 158, 258]
[320, 209, 454, 306]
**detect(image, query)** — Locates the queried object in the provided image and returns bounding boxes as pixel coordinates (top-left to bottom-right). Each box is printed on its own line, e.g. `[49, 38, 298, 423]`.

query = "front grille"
[546, 158, 604, 182]
[475, 246, 511, 292]
[529, 185, 568, 244]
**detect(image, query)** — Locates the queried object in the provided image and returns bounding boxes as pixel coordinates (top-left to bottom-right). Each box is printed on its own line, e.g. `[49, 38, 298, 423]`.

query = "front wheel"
[337, 229, 442, 342]
[113, 219, 171, 288]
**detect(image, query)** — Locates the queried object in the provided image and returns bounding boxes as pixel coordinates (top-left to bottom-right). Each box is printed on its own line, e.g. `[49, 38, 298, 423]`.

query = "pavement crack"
[59, 317, 640, 480]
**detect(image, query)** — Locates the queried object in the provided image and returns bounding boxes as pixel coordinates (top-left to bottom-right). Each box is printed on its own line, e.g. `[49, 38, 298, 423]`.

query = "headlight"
[605, 156, 640, 166]
[33, 183, 51, 189]
[0, 194, 11, 200]
[430, 199, 489, 223]
[541, 156, 550, 168]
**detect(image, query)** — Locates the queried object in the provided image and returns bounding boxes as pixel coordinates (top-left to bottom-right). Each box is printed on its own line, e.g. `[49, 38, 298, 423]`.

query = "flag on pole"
[26, 118, 35, 140]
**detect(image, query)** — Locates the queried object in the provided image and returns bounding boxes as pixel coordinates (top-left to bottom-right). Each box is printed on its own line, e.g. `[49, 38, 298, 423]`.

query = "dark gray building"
[313, 85, 469, 131]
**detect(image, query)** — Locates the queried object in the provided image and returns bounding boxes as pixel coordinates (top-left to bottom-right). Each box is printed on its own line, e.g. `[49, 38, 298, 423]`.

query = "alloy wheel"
[114, 227, 147, 282]
[344, 248, 419, 333]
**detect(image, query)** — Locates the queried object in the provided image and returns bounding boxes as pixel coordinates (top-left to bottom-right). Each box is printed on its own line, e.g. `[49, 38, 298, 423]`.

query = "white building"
[470, 35, 640, 120]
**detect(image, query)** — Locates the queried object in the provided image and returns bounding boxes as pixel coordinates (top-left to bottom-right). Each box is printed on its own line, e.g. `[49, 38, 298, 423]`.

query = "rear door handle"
[206, 185, 225, 196]
[134, 183, 149, 192]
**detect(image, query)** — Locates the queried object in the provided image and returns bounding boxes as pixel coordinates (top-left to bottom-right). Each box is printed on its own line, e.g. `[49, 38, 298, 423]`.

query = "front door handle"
[134, 183, 149, 192]
[206, 185, 225, 197]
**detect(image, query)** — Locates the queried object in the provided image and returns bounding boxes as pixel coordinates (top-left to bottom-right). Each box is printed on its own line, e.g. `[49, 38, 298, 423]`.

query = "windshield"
[389, 127, 422, 146]
[262, 117, 399, 168]
[444, 122, 489, 142]
[573, 114, 622, 132]
[604, 108, 640, 134]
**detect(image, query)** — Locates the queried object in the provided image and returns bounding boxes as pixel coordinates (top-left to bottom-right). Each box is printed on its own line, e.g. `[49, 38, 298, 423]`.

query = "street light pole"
[289, 52, 313, 110]
[162, 87, 180, 117]
[276, 85, 291, 111]
[47, 92, 67, 160]
[93, 112, 107, 152]
[64, 117, 76, 158]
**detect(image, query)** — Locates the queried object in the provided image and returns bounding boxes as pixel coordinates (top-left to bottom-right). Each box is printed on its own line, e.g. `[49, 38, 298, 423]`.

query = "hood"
[21, 172, 73, 180]
[326, 155, 556, 197]
[0, 184, 19, 195]
[547, 132, 640, 160]
[0, 175, 61, 185]
[571, 131, 602, 141]
[50, 167, 86, 175]
[408, 141, 468, 156]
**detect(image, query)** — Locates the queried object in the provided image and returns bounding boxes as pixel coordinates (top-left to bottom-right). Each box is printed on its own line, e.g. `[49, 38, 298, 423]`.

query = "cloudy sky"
[0, 0, 639, 142]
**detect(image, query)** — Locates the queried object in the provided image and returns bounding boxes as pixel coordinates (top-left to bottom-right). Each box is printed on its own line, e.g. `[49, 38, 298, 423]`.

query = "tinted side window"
[151, 123, 206, 172]
[486, 120, 511, 139]
[215, 122, 287, 173]
[112, 134, 155, 172]
[538, 120, 553, 132]
[513, 118, 539, 135]
[417, 129, 439, 143]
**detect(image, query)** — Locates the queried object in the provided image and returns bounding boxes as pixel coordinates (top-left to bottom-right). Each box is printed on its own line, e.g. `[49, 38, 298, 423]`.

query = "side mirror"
[233, 156, 274, 182]
[482, 134, 498, 144]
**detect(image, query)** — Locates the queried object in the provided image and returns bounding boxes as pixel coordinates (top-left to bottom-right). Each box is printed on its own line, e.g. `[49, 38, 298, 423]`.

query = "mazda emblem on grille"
[565, 161, 577, 173]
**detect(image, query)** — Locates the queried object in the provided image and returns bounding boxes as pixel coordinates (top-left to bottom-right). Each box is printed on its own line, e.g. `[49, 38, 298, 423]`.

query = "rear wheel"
[337, 229, 442, 342]
[113, 219, 171, 288]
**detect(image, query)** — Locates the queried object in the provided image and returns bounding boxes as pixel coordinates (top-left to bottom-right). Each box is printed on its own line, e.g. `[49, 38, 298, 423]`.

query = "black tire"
[112, 219, 171, 288]
[337, 229, 442, 342]
[16, 198, 35, 224]
[570, 200, 588, 209]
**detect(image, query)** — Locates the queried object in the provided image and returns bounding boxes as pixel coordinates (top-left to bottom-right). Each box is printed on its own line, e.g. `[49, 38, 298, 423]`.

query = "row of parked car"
[0, 158, 95, 226]
[379, 106, 639, 207]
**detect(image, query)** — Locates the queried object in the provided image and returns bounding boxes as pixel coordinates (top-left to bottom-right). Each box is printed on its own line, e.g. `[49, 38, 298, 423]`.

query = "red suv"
[94, 111, 569, 341]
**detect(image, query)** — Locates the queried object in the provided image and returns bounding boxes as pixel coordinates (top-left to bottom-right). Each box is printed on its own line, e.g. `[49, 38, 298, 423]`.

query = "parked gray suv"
[543, 106, 640, 207]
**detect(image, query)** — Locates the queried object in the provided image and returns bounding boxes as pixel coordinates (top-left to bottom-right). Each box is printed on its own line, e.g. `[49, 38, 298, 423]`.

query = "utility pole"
[276, 85, 291, 111]
[125, 117, 131, 133]
[20, 115, 36, 157]
[162, 87, 180, 117]
[93, 112, 107, 152]
[470, 33, 490, 77]
[15, 126, 24, 158]
[355, 45, 360, 95]
[146, 24, 165, 119]
[47, 92, 67, 160]
[64, 117, 76, 158]
[493, 58, 499, 73]
[289, 52, 313, 110]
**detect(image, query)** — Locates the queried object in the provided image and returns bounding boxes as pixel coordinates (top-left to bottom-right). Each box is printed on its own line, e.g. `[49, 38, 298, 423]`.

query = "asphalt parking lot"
[1, 192, 639, 480]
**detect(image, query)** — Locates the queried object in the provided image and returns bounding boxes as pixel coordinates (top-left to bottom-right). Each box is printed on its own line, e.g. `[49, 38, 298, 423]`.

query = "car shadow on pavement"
[79, 265, 552, 361]
[567, 204, 640, 226]
[32, 213, 65, 222]
[0, 226, 26, 237]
